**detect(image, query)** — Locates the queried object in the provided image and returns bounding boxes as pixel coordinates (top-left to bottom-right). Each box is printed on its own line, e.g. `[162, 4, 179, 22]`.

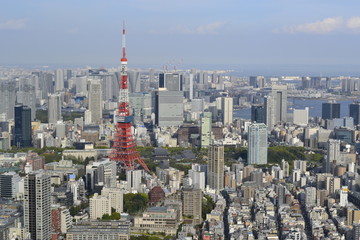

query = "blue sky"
[1, 0, 360, 67]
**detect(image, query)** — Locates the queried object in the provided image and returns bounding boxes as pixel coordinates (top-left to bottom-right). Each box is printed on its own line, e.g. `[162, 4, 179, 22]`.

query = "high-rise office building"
[88, 79, 103, 124]
[159, 73, 183, 91]
[247, 123, 268, 165]
[189, 74, 194, 100]
[38, 72, 54, 100]
[89, 193, 111, 219]
[305, 187, 316, 206]
[16, 85, 36, 120]
[322, 102, 340, 120]
[293, 107, 309, 126]
[55, 69, 64, 92]
[350, 102, 360, 125]
[325, 77, 332, 89]
[339, 186, 348, 207]
[264, 95, 274, 130]
[353, 224, 360, 240]
[128, 71, 141, 93]
[129, 92, 153, 123]
[101, 187, 123, 213]
[249, 76, 265, 88]
[272, 85, 288, 123]
[0, 81, 16, 120]
[155, 91, 183, 127]
[14, 105, 32, 148]
[324, 139, 341, 173]
[208, 144, 224, 191]
[201, 112, 212, 148]
[188, 169, 205, 190]
[126, 170, 142, 193]
[48, 93, 62, 124]
[0, 172, 21, 199]
[251, 105, 265, 123]
[182, 187, 202, 225]
[221, 97, 233, 125]
[24, 171, 51, 240]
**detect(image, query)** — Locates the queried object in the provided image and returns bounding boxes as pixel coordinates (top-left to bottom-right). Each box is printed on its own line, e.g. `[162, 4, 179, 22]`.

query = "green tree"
[124, 193, 148, 215]
[110, 211, 121, 220]
[202, 195, 215, 220]
[102, 213, 111, 220]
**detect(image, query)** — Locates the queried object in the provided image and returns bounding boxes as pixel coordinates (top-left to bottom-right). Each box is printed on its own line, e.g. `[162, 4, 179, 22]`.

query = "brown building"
[243, 165, 254, 182]
[316, 189, 328, 207]
[26, 152, 45, 171]
[176, 125, 199, 146]
[81, 130, 99, 143]
[182, 187, 202, 226]
[348, 208, 360, 226]
[51, 208, 61, 240]
[334, 165, 347, 177]
[148, 186, 165, 205]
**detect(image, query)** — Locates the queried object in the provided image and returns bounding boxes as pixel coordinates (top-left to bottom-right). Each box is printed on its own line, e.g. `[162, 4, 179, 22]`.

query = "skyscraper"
[208, 144, 224, 191]
[322, 102, 340, 120]
[264, 95, 274, 131]
[55, 69, 64, 92]
[349, 102, 360, 125]
[339, 186, 348, 207]
[251, 105, 265, 123]
[16, 84, 36, 120]
[305, 187, 316, 206]
[201, 112, 212, 148]
[159, 73, 183, 91]
[88, 79, 103, 124]
[271, 85, 288, 123]
[293, 107, 309, 126]
[0, 81, 16, 120]
[24, 171, 51, 240]
[155, 90, 183, 127]
[128, 70, 141, 93]
[247, 123, 268, 165]
[221, 97, 233, 125]
[48, 93, 62, 124]
[325, 139, 341, 173]
[126, 170, 142, 193]
[182, 187, 203, 225]
[249, 76, 265, 88]
[14, 105, 32, 148]
[0, 172, 21, 199]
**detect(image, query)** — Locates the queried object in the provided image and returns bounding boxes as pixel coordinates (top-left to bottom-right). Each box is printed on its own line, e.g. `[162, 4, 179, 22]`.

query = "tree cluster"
[124, 193, 148, 215]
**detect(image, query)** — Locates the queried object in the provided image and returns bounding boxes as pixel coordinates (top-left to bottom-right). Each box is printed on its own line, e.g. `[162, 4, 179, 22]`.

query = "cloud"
[280, 17, 343, 34]
[177, 21, 226, 34]
[347, 16, 360, 29]
[0, 19, 28, 30]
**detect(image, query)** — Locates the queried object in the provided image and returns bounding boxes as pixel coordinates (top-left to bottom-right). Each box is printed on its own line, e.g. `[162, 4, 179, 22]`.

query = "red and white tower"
[110, 24, 149, 172]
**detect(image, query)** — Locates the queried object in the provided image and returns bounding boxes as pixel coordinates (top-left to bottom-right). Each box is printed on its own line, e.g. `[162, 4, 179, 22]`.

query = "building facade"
[248, 123, 268, 165]
[24, 171, 51, 240]
[208, 144, 224, 191]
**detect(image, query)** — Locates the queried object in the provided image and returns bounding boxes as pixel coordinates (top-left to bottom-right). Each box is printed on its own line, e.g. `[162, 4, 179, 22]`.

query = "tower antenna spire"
[122, 21, 126, 60]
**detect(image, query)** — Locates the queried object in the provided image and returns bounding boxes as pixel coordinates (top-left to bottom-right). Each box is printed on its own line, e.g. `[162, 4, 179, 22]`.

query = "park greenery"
[202, 195, 216, 220]
[124, 193, 149, 215]
[36, 109, 84, 123]
[1, 143, 324, 176]
[101, 211, 121, 220]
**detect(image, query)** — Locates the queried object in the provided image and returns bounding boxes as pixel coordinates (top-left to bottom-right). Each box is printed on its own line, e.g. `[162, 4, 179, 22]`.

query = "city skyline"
[1, 0, 360, 69]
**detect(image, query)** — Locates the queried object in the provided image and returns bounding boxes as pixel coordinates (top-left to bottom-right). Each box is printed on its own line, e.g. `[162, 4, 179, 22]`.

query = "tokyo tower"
[110, 24, 149, 172]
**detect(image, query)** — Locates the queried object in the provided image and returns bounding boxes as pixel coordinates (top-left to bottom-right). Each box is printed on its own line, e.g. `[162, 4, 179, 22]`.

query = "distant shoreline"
[289, 96, 360, 101]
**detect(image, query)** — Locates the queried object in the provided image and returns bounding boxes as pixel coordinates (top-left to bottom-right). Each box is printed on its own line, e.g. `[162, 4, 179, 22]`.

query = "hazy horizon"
[2, 0, 360, 69]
